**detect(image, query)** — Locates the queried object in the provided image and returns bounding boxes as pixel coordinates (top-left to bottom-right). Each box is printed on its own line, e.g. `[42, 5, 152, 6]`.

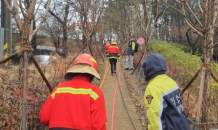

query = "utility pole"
[0, 26, 4, 59]
[1, 0, 12, 65]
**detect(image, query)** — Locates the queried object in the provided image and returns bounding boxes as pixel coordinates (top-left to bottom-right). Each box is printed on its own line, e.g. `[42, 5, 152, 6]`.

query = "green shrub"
[148, 40, 201, 85]
[171, 43, 190, 53]
[148, 40, 218, 125]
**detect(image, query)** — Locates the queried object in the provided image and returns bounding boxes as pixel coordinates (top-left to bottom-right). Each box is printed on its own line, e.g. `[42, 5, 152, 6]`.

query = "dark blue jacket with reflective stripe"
[142, 53, 191, 130]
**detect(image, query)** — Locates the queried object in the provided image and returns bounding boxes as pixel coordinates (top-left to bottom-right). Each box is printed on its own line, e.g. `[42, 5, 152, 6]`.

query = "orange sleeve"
[91, 92, 107, 130]
[38, 96, 53, 126]
[117, 47, 120, 57]
[38, 88, 57, 126]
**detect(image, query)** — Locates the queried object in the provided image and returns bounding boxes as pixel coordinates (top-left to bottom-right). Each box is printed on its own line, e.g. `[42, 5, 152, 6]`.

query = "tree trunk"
[20, 20, 31, 45]
[63, 25, 68, 57]
[31, 18, 37, 51]
[177, 13, 182, 44]
[201, 30, 214, 129]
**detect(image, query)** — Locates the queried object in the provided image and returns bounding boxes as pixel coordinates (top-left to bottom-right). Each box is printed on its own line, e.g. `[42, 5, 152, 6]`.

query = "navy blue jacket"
[126, 40, 136, 55]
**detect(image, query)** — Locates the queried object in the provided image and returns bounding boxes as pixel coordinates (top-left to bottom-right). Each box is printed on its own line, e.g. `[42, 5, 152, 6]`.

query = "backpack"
[134, 42, 139, 53]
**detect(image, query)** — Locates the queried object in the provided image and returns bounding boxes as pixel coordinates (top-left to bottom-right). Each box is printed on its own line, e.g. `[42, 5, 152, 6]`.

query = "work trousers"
[109, 58, 117, 73]
[125, 55, 134, 69]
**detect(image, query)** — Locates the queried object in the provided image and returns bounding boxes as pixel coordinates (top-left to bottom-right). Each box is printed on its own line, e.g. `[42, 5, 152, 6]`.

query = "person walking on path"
[39, 53, 107, 130]
[104, 40, 111, 55]
[107, 39, 120, 76]
[141, 53, 191, 130]
[125, 38, 137, 70]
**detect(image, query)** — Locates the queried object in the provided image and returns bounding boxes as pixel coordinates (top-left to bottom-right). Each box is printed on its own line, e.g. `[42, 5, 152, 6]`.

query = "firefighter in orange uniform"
[104, 40, 111, 55]
[107, 39, 120, 75]
[39, 53, 107, 130]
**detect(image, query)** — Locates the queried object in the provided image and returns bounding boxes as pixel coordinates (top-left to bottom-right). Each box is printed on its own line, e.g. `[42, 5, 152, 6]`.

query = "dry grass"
[0, 43, 105, 129]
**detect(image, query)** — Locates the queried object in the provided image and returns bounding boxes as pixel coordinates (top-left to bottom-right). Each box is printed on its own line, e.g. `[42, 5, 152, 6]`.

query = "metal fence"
[0, 89, 48, 130]
[183, 103, 218, 130]
[188, 118, 218, 130]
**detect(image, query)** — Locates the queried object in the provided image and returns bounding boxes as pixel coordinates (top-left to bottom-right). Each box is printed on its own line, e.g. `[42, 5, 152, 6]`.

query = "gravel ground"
[100, 59, 147, 130]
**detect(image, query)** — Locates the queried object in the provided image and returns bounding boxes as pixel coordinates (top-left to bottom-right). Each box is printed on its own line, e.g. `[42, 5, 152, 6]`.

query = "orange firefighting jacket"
[107, 45, 120, 59]
[104, 44, 110, 54]
[39, 75, 107, 130]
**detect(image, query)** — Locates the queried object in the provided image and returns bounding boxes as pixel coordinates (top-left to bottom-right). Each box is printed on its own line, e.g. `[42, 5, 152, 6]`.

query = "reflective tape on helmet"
[90, 58, 97, 63]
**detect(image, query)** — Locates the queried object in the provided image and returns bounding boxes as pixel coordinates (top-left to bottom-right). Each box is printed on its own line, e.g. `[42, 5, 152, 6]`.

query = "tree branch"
[3, 0, 13, 13]
[18, 0, 27, 18]
[212, 0, 218, 26]
[185, 2, 203, 27]
[30, 0, 51, 40]
[4, 0, 23, 31]
[48, 9, 63, 24]
[27, 0, 37, 19]
[209, 42, 218, 50]
[161, 0, 204, 37]
[198, 0, 203, 13]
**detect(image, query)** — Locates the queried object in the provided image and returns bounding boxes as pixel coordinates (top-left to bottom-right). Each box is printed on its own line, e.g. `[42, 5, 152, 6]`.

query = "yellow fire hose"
[99, 60, 110, 89]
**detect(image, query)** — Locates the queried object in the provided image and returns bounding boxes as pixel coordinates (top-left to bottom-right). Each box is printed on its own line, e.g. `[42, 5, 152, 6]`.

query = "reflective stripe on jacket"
[107, 45, 120, 59]
[39, 75, 107, 130]
[144, 74, 191, 130]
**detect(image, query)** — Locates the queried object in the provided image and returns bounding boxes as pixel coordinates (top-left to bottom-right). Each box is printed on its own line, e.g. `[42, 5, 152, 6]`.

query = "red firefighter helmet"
[64, 53, 100, 80]
[73, 53, 98, 72]
[111, 39, 117, 45]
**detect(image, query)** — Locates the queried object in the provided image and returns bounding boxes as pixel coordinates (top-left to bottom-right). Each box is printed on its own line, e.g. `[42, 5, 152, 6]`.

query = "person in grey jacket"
[125, 39, 136, 70]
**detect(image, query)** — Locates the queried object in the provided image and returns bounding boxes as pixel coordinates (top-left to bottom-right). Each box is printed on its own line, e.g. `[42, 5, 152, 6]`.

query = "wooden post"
[131, 53, 145, 75]
[211, 72, 218, 84]
[22, 51, 28, 130]
[0, 53, 17, 64]
[181, 69, 200, 95]
[30, 56, 53, 92]
[194, 67, 206, 130]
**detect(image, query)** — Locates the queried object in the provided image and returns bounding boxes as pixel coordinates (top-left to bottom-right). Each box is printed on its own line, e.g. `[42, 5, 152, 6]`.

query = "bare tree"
[186, 28, 202, 55]
[47, 1, 70, 57]
[3, 1, 51, 128]
[4, 0, 51, 45]
[43, 19, 62, 53]
[128, 0, 166, 55]
[68, 0, 104, 54]
[161, 0, 218, 129]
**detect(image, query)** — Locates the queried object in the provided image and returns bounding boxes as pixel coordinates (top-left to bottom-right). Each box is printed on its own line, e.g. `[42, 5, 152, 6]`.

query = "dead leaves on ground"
[0, 55, 76, 129]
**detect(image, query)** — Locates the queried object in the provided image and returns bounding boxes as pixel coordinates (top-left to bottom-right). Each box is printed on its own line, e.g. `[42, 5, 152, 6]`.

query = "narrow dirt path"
[101, 61, 144, 130]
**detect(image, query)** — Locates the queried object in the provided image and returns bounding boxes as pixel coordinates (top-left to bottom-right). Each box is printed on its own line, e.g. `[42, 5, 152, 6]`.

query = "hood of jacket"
[141, 53, 166, 82]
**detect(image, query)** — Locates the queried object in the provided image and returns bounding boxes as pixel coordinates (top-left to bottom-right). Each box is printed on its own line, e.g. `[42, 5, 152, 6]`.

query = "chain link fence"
[0, 89, 48, 130]
[183, 102, 218, 130]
